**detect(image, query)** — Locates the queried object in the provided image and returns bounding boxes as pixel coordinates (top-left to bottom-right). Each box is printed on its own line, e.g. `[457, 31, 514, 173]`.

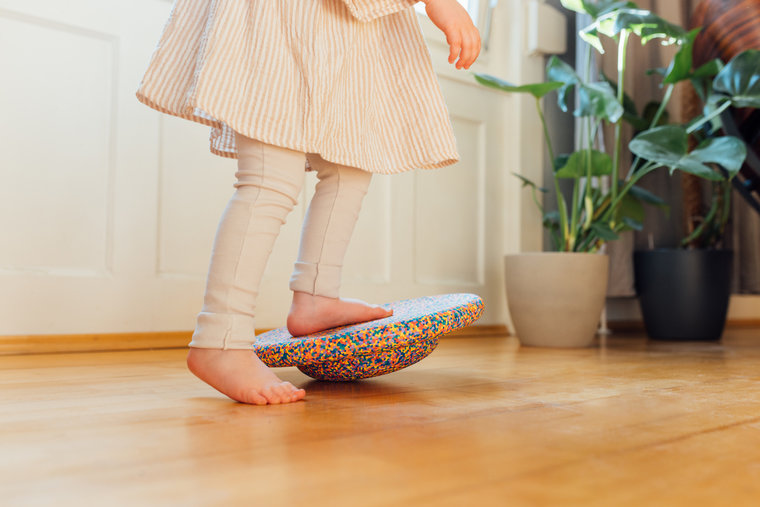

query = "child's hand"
[422, 0, 481, 70]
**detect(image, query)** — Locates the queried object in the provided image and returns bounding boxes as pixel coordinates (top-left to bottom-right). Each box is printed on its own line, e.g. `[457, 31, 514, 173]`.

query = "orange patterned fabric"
[135, 0, 460, 175]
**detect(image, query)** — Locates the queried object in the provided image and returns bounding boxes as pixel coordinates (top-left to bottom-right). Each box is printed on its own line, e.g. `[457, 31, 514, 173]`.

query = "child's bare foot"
[287, 291, 393, 337]
[186, 347, 306, 405]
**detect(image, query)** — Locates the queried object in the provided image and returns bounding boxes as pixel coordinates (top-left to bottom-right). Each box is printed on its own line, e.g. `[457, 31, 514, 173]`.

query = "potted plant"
[471, 0, 751, 347]
[632, 45, 760, 341]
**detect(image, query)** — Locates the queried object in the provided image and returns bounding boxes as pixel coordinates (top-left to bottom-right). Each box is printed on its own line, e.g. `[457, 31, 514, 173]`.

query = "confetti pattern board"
[254, 293, 484, 381]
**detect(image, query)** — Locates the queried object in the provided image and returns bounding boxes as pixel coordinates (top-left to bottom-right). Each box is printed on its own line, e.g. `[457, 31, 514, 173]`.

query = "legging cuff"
[289, 261, 341, 298]
[190, 312, 257, 349]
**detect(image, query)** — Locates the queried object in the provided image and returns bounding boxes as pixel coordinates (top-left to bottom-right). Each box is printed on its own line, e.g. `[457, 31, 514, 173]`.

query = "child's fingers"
[457, 31, 473, 69]
[447, 30, 462, 64]
[472, 29, 482, 66]
[461, 29, 481, 69]
[454, 30, 473, 69]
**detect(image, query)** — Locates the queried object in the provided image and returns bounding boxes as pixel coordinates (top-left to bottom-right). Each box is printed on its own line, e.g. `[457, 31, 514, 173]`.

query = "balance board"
[253, 293, 484, 381]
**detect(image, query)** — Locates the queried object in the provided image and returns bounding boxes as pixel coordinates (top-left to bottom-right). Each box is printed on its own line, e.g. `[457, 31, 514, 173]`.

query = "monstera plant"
[630, 50, 759, 247]
[631, 49, 760, 342]
[470, 0, 754, 347]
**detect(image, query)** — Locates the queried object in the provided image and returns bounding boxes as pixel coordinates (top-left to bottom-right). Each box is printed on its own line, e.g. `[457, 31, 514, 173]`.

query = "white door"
[0, 0, 561, 335]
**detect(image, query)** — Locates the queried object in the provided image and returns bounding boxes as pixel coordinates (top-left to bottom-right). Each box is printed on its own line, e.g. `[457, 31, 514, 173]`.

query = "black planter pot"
[633, 249, 733, 341]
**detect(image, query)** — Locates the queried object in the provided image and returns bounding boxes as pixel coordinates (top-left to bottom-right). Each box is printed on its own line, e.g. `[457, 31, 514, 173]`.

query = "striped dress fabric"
[135, 0, 460, 175]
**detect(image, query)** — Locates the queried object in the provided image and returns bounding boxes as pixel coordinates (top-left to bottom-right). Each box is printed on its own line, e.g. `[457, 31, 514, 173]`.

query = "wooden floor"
[3, 330, 760, 507]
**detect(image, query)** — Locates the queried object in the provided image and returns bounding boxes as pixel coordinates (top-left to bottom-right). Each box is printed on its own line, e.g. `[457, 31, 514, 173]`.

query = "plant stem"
[535, 98, 556, 180]
[576, 230, 600, 253]
[570, 176, 580, 250]
[570, 101, 593, 248]
[625, 157, 642, 180]
[686, 99, 731, 134]
[602, 160, 659, 222]
[530, 186, 545, 214]
[650, 84, 674, 128]
[627, 84, 673, 179]
[535, 97, 569, 250]
[611, 30, 630, 223]
[719, 178, 732, 237]
[681, 185, 719, 247]
[574, 42, 597, 250]
[582, 118, 597, 232]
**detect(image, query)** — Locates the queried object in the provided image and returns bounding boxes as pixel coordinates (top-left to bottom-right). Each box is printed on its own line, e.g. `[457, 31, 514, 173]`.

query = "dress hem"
[135, 91, 460, 175]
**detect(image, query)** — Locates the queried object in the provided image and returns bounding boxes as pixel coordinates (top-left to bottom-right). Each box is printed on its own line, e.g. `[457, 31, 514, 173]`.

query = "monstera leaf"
[693, 59, 723, 79]
[616, 192, 645, 230]
[611, 9, 686, 43]
[627, 183, 667, 208]
[629, 126, 746, 180]
[545, 57, 624, 122]
[601, 73, 657, 130]
[713, 50, 760, 108]
[589, 221, 619, 241]
[581, 8, 687, 53]
[689, 137, 746, 180]
[577, 81, 624, 122]
[688, 59, 724, 102]
[472, 73, 563, 99]
[560, 0, 635, 19]
[546, 56, 579, 112]
[663, 28, 701, 84]
[580, 26, 605, 54]
[615, 184, 668, 232]
[555, 150, 612, 178]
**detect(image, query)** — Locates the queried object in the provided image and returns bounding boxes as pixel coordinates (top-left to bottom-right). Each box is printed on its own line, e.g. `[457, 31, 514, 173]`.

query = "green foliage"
[689, 59, 723, 103]
[560, 0, 636, 18]
[555, 150, 612, 178]
[629, 126, 746, 180]
[628, 183, 667, 207]
[545, 57, 624, 122]
[471, 0, 755, 252]
[514, 173, 548, 193]
[610, 9, 686, 43]
[472, 73, 563, 99]
[663, 28, 700, 84]
[577, 82, 624, 122]
[617, 192, 645, 229]
[713, 50, 760, 108]
[546, 56, 579, 112]
[580, 7, 687, 54]
[590, 222, 619, 241]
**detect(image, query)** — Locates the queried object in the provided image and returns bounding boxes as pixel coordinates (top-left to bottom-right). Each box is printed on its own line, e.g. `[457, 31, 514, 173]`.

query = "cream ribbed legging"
[190, 132, 372, 349]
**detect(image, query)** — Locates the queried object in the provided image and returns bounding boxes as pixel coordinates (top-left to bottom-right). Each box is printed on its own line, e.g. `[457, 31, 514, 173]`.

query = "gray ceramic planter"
[504, 252, 609, 348]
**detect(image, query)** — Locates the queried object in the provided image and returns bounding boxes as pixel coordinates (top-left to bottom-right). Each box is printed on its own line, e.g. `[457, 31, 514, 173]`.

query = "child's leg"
[186, 132, 306, 405]
[286, 154, 392, 337]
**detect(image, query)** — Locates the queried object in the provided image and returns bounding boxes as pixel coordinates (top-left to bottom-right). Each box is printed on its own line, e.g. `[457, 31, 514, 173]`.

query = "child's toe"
[274, 384, 293, 401]
[245, 390, 268, 405]
[290, 386, 306, 401]
[261, 386, 283, 404]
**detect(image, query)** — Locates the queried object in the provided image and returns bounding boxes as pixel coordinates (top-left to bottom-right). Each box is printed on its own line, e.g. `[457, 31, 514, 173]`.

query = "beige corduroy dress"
[135, 0, 460, 175]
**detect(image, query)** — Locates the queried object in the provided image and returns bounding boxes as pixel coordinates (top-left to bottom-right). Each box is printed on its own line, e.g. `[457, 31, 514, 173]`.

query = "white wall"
[0, 0, 563, 336]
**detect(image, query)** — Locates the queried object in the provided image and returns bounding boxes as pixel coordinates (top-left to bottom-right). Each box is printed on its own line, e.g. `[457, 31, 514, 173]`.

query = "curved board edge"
[256, 293, 484, 368]
[296, 336, 440, 381]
